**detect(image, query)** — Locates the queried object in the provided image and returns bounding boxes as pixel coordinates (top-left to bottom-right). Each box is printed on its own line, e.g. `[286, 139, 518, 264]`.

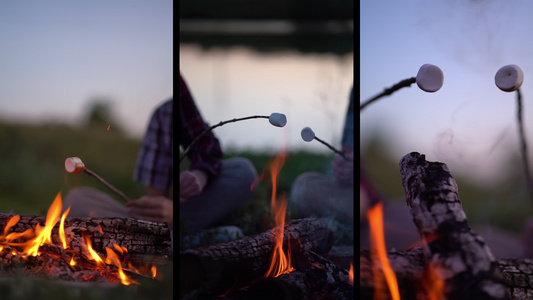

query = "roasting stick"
[65, 157, 131, 202]
[360, 64, 444, 112]
[300, 127, 352, 162]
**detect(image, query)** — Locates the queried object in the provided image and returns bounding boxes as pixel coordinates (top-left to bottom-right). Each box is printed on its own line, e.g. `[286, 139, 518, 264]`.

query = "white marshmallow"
[495, 64, 524, 92]
[301, 127, 315, 142]
[416, 64, 444, 93]
[65, 157, 85, 174]
[269, 113, 287, 127]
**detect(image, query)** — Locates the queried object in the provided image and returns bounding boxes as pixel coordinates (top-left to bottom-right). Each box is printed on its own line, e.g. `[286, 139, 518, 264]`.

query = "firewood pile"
[0, 214, 171, 285]
[180, 218, 354, 299]
[360, 152, 533, 300]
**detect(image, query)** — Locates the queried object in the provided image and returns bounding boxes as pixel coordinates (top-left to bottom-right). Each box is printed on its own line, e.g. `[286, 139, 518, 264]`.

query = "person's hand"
[331, 146, 353, 186]
[127, 196, 173, 228]
[180, 169, 208, 201]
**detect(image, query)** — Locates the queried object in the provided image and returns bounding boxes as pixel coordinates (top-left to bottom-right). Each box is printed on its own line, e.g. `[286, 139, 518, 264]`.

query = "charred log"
[0, 215, 171, 256]
[360, 249, 533, 300]
[179, 217, 335, 298]
[208, 250, 353, 300]
[397, 152, 508, 299]
[360, 152, 520, 299]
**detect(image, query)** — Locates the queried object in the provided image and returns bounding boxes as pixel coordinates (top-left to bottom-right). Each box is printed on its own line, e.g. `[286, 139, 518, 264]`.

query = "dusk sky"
[0, 1, 173, 138]
[361, 0, 533, 183]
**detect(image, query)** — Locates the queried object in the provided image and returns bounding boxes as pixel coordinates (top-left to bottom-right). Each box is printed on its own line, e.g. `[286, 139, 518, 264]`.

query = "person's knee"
[63, 186, 88, 207]
[224, 157, 257, 184]
[290, 172, 324, 196]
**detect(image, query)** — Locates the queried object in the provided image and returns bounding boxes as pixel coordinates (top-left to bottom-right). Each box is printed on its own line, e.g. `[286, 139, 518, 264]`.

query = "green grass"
[0, 120, 147, 215]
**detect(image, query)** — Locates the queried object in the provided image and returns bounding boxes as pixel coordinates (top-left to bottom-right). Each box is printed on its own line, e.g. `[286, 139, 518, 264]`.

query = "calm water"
[179, 43, 354, 154]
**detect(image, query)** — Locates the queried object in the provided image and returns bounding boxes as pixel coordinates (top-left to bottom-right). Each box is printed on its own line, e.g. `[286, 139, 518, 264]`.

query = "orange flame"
[106, 247, 138, 286]
[367, 202, 400, 300]
[349, 262, 353, 285]
[421, 262, 445, 300]
[24, 192, 63, 256]
[263, 147, 294, 278]
[59, 206, 70, 249]
[83, 234, 105, 267]
[0, 192, 158, 286]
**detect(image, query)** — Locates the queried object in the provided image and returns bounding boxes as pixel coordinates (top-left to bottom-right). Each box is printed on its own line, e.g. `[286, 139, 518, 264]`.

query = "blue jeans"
[179, 157, 257, 233]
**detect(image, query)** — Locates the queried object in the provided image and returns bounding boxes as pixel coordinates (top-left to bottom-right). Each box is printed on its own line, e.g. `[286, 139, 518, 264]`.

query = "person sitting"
[289, 86, 354, 243]
[63, 98, 174, 228]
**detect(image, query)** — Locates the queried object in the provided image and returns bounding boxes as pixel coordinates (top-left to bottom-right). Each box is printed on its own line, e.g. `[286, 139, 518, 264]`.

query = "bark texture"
[0, 214, 171, 256]
[179, 217, 335, 298]
[360, 250, 533, 300]
[215, 250, 354, 300]
[398, 152, 508, 299]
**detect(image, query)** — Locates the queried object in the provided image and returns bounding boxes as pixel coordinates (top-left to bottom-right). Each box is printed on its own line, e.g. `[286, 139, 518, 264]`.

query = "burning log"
[179, 217, 335, 298]
[400, 152, 508, 299]
[360, 249, 533, 300]
[0, 193, 168, 286]
[360, 152, 533, 299]
[0, 214, 171, 257]
[217, 252, 354, 300]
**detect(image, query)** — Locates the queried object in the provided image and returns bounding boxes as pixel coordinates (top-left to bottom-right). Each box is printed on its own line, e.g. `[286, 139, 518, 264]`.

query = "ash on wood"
[361, 249, 533, 300]
[361, 152, 513, 300]
[400, 152, 508, 299]
[179, 217, 335, 298]
[0, 215, 171, 256]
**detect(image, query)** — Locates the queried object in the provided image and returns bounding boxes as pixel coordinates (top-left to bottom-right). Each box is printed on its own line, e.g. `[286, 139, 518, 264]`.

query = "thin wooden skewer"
[65, 157, 131, 202]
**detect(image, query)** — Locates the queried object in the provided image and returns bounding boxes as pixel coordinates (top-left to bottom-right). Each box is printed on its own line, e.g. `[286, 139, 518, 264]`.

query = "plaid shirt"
[133, 99, 174, 191]
[179, 74, 222, 181]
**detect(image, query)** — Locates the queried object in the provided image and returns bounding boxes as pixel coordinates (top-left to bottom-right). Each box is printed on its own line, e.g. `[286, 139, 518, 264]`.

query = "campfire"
[180, 147, 353, 299]
[359, 152, 533, 300]
[0, 192, 171, 286]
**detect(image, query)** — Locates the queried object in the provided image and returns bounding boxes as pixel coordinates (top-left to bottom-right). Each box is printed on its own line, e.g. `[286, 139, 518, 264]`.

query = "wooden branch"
[0, 214, 171, 256]
[179, 218, 334, 298]
[398, 152, 508, 299]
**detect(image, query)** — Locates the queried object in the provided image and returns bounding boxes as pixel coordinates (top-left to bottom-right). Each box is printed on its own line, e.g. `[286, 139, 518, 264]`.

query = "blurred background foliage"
[0, 99, 147, 216]
[361, 134, 533, 234]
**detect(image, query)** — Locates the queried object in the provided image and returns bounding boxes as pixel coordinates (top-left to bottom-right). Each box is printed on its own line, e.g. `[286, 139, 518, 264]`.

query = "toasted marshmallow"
[65, 157, 85, 174]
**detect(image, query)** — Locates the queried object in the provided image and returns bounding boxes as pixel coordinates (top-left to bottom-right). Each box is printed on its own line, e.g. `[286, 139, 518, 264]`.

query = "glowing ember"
[69, 254, 76, 266]
[348, 262, 353, 285]
[0, 192, 159, 285]
[367, 202, 400, 300]
[151, 265, 157, 279]
[106, 247, 138, 286]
